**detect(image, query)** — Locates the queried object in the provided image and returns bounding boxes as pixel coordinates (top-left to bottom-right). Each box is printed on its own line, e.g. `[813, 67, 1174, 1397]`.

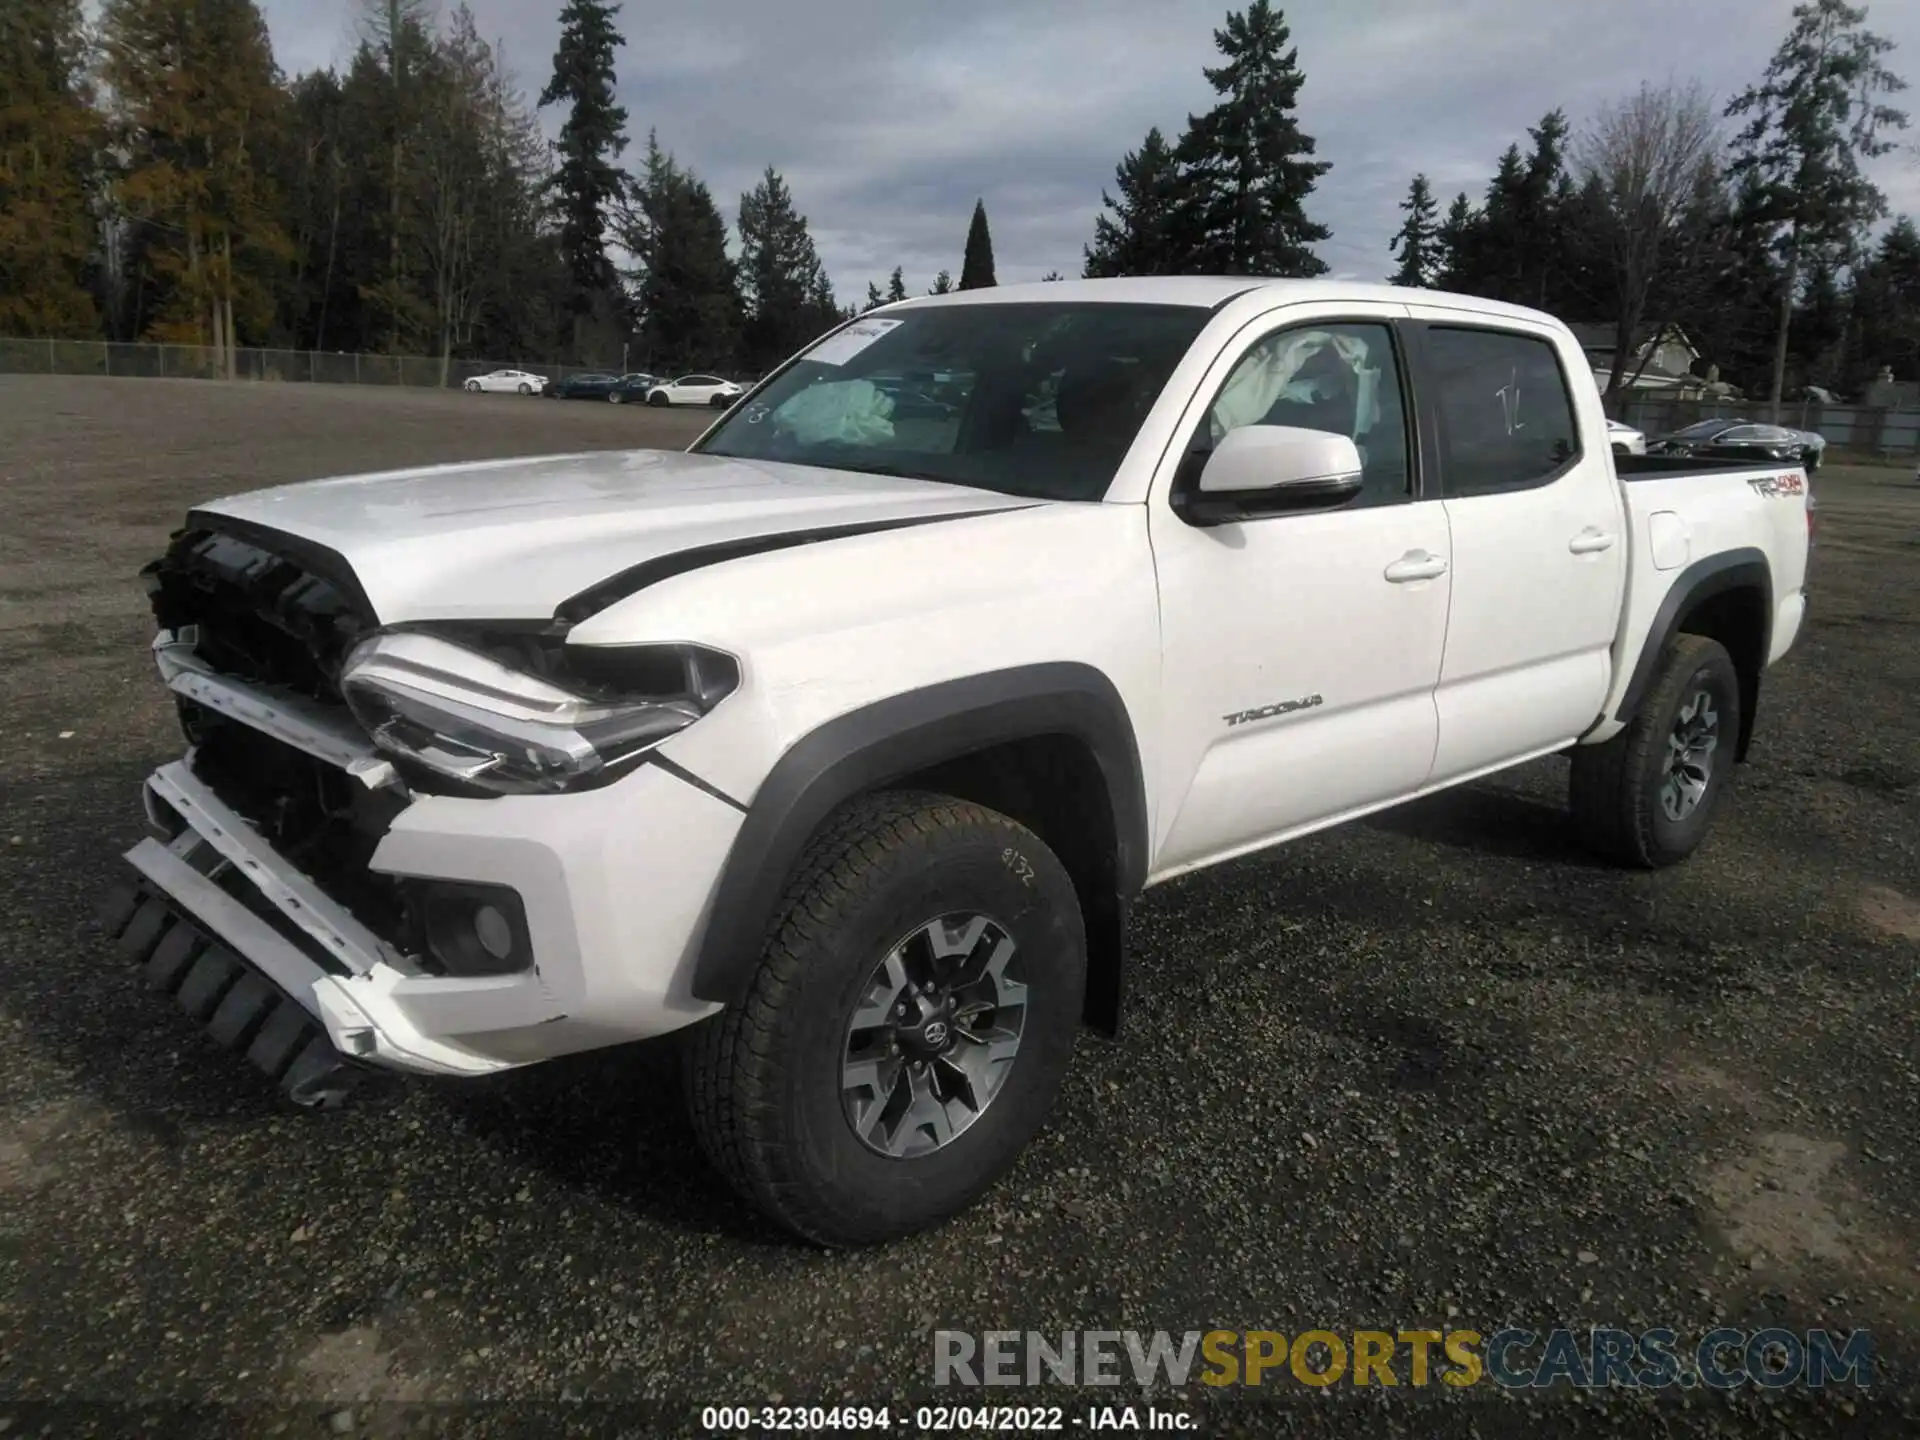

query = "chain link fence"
[0, 337, 754, 389]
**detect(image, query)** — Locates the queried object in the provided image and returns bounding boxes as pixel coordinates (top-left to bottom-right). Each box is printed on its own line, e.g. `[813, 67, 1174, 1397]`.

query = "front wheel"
[608, 391, 623, 404]
[684, 791, 1087, 1247]
[517, 382, 531, 395]
[1570, 634, 1742, 867]
[711, 393, 733, 409]
[463, 380, 480, 393]
[648, 391, 669, 407]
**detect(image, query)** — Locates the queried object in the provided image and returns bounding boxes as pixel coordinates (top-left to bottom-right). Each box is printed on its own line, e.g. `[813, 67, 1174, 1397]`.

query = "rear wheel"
[1570, 634, 1741, 867]
[608, 391, 623, 403]
[684, 791, 1086, 1247]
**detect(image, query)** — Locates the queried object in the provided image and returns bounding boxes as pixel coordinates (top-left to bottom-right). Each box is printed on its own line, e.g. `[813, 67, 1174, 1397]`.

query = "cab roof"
[887, 276, 1555, 327]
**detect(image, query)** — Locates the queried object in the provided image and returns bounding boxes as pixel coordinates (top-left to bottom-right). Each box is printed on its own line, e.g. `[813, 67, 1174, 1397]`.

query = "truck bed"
[1614, 453, 1806, 481]
[1590, 451, 1812, 753]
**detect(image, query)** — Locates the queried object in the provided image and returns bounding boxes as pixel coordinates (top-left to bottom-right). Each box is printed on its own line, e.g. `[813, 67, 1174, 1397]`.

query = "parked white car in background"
[646, 374, 746, 408]
[464, 369, 548, 395]
[1607, 419, 1648, 455]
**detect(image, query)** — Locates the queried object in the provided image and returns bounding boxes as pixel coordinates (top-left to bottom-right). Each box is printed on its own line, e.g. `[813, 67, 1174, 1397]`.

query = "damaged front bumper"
[113, 628, 745, 1103]
[113, 759, 518, 1102]
[112, 634, 524, 1102]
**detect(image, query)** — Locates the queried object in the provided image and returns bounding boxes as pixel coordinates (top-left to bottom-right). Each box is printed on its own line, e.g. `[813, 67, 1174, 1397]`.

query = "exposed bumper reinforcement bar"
[154, 631, 398, 789]
[146, 758, 395, 975]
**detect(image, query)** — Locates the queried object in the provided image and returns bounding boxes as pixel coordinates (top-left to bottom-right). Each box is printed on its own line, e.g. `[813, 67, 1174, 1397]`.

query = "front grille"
[141, 520, 413, 952]
[187, 717, 412, 944]
[144, 525, 370, 702]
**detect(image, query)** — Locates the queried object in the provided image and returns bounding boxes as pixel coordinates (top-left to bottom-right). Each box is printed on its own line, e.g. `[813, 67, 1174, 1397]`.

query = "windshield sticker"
[806, 317, 904, 367]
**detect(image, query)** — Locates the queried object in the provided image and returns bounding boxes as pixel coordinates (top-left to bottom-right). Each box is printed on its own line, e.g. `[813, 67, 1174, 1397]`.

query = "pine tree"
[1727, 0, 1909, 417]
[538, 0, 628, 353]
[0, 0, 102, 336]
[738, 166, 833, 369]
[864, 280, 885, 311]
[1437, 113, 1589, 312]
[1083, 127, 1184, 277]
[414, 5, 547, 382]
[1435, 192, 1474, 286]
[1172, 0, 1330, 275]
[929, 269, 952, 294]
[1846, 216, 1920, 385]
[886, 265, 906, 303]
[622, 131, 738, 372]
[102, 0, 293, 375]
[357, 0, 437, 352]
[1666, 170, 1786, 395]
[959, 198, 996, 289]
[1516, 109, 1584, 311]
[804, 264, 839, 337]
[1388, 174, 1439, 287]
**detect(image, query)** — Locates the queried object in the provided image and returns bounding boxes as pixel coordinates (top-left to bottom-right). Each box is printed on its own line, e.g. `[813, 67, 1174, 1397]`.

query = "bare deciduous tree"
[1575, 80, 1720, 410]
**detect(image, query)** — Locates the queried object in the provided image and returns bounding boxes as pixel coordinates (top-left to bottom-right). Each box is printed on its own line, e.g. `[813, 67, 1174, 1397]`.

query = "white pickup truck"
[107, 279, 1813, 1247]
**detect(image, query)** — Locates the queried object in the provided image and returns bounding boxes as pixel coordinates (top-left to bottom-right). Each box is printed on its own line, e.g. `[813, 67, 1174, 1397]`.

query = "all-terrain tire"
[1570, 633, 1742, 868]
[684, 790, 1086, 1248]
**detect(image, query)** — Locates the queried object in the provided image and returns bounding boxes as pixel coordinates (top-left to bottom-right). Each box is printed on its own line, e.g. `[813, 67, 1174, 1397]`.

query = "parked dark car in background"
[1650, 418, 1825, 470]
[547, 372, 658, 402]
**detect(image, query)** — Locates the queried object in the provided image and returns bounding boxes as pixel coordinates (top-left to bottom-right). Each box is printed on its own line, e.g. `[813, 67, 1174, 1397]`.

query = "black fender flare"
[689, 662, 1148, 1008]
[1612, 547, 1772, 758]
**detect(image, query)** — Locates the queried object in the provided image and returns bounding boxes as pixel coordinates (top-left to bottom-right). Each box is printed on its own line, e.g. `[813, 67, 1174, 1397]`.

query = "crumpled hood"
[193, 448, 1036, 621]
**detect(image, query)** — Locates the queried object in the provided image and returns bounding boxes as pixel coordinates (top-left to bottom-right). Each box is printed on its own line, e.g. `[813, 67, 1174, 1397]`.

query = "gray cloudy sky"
[258, 0, 1920, 299]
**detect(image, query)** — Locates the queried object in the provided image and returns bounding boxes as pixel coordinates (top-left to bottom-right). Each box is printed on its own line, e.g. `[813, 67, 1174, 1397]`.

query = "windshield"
[1672, 419, 1740, 439]
[693, 302, 1212, 501]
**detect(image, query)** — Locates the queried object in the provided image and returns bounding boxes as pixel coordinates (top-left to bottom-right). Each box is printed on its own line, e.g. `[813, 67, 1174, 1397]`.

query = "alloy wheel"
[840, 912, 1027, 1159]
[1661, 688, 1719, 821]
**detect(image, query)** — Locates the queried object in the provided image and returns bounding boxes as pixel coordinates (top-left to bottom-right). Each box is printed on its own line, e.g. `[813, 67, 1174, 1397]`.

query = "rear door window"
[1423, 326, 1582, 497]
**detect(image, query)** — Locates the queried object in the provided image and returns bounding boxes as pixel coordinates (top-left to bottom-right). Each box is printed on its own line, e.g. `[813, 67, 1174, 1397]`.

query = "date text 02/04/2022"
[698, 1404, 1196, 1431]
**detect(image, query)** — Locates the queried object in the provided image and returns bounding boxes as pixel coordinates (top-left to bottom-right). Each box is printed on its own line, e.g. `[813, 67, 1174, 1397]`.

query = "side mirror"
[1177, 424, 1366, 526]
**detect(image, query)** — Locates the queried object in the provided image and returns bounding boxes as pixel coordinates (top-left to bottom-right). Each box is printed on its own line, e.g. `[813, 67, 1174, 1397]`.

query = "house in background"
[1565, 322, 1732, 399]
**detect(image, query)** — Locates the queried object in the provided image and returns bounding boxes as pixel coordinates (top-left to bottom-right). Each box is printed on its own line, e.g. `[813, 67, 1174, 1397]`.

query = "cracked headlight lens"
[340, 629, 737, 794]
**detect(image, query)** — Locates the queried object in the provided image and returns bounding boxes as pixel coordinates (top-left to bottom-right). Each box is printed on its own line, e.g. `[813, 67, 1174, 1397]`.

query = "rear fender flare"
[1613, 547, 1772, 759]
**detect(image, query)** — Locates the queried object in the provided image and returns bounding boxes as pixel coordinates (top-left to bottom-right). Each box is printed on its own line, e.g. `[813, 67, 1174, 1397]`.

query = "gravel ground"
[1, 374, 1917, 1438]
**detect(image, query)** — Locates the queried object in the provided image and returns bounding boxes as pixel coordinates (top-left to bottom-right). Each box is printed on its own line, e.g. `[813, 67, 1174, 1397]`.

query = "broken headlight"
[339, 629, 737, 794]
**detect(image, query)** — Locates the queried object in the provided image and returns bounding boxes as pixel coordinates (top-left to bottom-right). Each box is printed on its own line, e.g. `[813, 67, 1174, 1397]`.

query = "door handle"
[1384, 550, 1449, 583]
[1569, 528, 1617, 554]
